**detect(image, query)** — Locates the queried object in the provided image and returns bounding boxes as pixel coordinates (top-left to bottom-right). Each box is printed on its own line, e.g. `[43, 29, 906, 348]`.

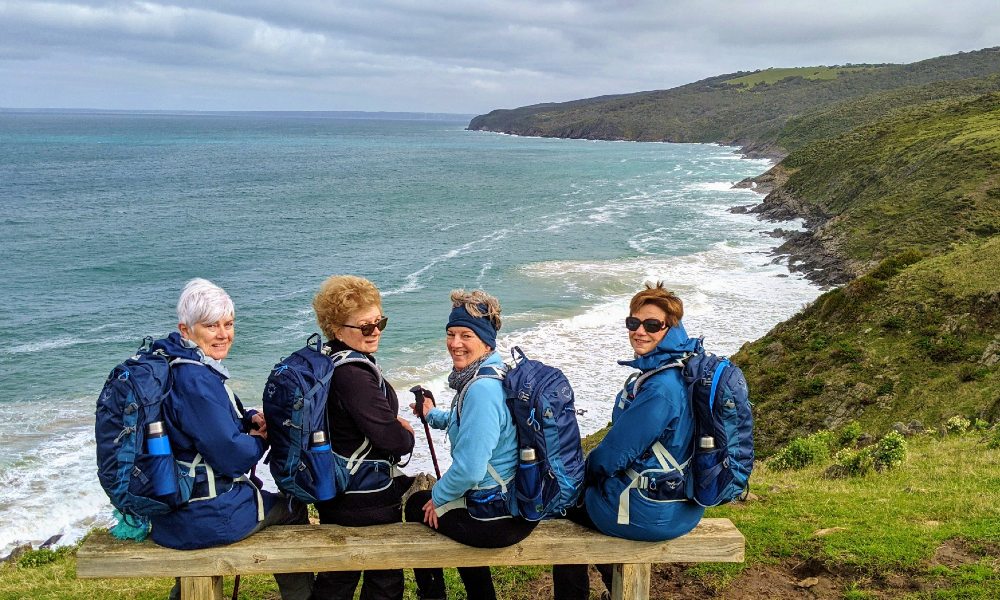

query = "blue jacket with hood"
[584, 321, 705, 541]
[148, 332, 273, 550]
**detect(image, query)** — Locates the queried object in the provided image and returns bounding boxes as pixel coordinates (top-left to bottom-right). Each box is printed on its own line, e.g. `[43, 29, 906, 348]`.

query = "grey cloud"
[1, 0, 999, 112]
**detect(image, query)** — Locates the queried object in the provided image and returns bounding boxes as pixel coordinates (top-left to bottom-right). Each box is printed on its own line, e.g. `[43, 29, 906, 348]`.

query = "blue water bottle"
[518, 447, 543, 520]
[146, 421, 177, 497]
[310, 431, 335, 501]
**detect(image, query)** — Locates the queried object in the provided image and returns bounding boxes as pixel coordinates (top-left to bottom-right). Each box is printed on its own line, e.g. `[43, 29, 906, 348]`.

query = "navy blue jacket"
[148, 332, 270, 550]
[584, 322, 705, 541]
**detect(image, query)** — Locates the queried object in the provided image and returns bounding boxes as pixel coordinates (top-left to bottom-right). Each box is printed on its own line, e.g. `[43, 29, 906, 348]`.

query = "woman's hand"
[249, 412, 268, 440]
[409, 397, 434, 418]
[397, 415, 415, 435]
[421, 498, 439, 529]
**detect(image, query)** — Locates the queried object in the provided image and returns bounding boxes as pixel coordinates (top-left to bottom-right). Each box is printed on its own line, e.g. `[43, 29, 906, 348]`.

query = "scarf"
[447, 353, 491, 393]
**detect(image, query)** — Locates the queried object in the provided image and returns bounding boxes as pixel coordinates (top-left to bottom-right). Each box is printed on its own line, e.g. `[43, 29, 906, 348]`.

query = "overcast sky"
[2, 1, 999, 114]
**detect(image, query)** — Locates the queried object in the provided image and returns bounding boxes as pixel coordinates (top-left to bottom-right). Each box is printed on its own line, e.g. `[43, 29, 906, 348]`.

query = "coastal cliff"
[470, 47, 1000, 451]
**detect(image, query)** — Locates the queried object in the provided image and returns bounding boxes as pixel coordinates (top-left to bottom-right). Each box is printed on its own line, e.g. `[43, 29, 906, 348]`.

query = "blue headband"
[446, 304, 497, 349]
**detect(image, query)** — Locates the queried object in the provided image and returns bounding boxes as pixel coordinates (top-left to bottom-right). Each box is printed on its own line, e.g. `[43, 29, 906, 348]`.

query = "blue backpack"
[262, 334, 349, 504]
[457, 347, 585, 521]
[631, 340, 753, 507]
[95, 338, 195, 521]
[682, 344, 754, 506]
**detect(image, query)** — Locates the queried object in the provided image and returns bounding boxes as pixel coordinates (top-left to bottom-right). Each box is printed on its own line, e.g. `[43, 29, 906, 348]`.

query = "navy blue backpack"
[458, 347, 585, 520]
[262, 334, 348, 504]
[95, 338, 194, 521]
[682, 341, 754, 506]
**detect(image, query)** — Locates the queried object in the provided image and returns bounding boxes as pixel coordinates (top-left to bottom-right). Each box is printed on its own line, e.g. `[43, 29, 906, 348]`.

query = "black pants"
[311, 475, 413, 600]
[551, 504, 613, 600]
[403, 490, 537, 600]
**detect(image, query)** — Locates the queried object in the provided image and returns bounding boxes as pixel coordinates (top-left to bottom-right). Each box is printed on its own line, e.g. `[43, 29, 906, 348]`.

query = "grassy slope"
[736, 236, 1000, 454]
[468, 47, 1000, 155]
[5, 433, 997, 599]
[772, 92, 1000, 272]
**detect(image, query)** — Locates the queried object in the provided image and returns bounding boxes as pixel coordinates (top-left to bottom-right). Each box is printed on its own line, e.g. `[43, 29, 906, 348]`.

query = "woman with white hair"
[150, 278, 313, 600]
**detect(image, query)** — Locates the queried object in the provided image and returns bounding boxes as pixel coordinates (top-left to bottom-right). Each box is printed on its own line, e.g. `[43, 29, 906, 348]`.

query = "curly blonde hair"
[629, 281, 683, 327]
[450, 288, 502, 331]
[313, 275, 382, 340]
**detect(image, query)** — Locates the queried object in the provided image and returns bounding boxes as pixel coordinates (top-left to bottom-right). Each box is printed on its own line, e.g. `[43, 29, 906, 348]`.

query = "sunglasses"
[625, 317, 667, 334]
[342, 316, 388, 336]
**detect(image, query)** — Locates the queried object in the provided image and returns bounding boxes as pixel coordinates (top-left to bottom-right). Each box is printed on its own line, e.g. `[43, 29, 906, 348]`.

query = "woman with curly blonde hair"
[310, 275, 416, 600]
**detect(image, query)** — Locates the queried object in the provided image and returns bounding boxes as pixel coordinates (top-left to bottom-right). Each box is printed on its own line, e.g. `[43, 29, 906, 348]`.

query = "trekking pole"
[409, 386, 441, 479]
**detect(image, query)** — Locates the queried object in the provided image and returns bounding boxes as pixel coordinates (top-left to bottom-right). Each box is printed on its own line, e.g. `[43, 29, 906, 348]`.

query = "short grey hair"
[176, 278, 235, 329]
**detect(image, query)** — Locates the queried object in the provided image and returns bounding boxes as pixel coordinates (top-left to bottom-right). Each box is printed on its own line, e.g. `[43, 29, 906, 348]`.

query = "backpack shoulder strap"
[620, 359, 684, 407]
[329, 349, 385, 390]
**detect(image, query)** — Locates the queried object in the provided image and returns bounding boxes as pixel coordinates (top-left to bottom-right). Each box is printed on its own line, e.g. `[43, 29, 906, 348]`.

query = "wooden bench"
[77, 518, 743, 600]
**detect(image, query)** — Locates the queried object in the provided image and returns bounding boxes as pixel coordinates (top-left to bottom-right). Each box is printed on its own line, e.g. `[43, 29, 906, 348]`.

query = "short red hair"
[629, 281, 683, 327]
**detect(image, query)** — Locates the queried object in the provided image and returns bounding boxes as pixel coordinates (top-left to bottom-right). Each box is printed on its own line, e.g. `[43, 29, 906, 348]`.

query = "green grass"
[4, 434, 996, 599]
[724, 66, 875, 87]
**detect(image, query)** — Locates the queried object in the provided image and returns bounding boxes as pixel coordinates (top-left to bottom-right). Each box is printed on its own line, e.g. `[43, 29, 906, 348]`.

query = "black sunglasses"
[625, 316, 667, 334]
[342, 316, 388, 336]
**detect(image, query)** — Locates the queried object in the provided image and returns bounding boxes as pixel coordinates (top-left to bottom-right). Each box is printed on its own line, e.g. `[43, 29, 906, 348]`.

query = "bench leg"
[179, 575, 223, 600]
[610, 563, 651, 600]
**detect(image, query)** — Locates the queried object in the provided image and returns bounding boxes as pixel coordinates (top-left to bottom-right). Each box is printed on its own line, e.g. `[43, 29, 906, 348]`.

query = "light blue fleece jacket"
[425, 351, 518, 507]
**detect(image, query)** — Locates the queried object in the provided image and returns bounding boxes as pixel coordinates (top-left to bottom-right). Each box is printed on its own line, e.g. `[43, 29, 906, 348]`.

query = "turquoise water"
[0, 111, 819, 552]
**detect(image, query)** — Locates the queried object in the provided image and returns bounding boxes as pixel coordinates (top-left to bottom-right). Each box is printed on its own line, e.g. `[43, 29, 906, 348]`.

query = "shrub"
[832, 447, 875, 477]
[871, 431, 907, 471]
[987, 428, 1000, 450]
[957, 364, 988, 382]
[831, 341, 864, 363]
[799, 377, 826, 396]
[769, 431, 834, 470]
[945, 415, 971, 434]
[881, 314, 907, 331]
[16, 546, 70, 568]
[837, 421, 864, 447]
[868, 249, 924, 280]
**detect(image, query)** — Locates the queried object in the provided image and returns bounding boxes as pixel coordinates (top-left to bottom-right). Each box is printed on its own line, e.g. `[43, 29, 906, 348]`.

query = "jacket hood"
[618, 320, 701, 371]
[152, 331, 229, 378]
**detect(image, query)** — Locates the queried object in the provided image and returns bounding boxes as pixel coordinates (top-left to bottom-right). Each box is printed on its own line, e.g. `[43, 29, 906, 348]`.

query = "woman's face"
[628, 303, 669, 357]
[337, 305, 385, 354]
[179, 315, 235, 361]
[446, 326, 491, 370]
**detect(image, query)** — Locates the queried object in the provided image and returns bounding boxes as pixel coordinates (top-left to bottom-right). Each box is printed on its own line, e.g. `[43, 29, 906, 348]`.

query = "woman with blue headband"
[405, 289, 536, 600]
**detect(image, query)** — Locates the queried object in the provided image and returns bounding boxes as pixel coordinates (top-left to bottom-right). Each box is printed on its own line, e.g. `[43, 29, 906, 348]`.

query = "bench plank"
[77, 518, 743, 578]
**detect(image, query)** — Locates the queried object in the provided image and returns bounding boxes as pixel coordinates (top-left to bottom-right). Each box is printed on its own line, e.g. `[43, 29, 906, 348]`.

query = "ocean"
[0, 110, 820, 554]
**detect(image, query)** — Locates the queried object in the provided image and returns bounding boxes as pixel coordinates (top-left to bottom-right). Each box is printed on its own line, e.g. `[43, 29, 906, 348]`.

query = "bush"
[871, 431, 907, 471]
[987, 428, 1000, 450]
[769, 431, 834, 470]
[946, 415, 971, 434]
[837, 421, 864, 447]
[831, 341, 864, 363]
[881, 314, 907, 331]
[16, 546, 70, 568]
[832, 447, 875, 477]
[957, 364, 988, 382]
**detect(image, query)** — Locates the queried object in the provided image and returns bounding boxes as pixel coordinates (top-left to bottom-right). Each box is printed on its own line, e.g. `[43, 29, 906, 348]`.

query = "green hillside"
[735, 237, 1000, 454]
[753, 91, 1000, 282]
[468, 47, 1000, 157]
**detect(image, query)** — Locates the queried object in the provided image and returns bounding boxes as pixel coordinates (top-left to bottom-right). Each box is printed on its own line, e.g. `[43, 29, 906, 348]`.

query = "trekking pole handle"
[409, 386, 435, 422]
